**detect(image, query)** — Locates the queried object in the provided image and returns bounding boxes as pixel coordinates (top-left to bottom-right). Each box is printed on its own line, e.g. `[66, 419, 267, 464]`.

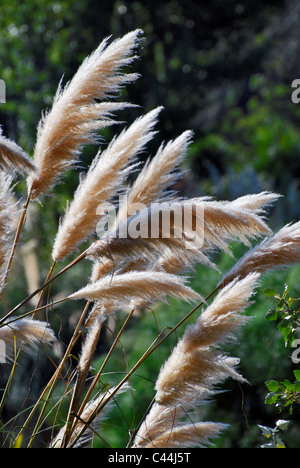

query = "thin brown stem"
[1, 296, 70, 327]
[0, 250, 87, 326]
[67, 309, 135, 448]
[61, 320, 104, 448]
[17, 300, 91, 447]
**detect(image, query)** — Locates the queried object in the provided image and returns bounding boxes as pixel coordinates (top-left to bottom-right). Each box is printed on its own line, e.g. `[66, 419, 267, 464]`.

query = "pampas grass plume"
[52, 107, 162, 261]
[28, 29, 143, 199]
[221, 221, 300, 286]
[69, 271, 202, 306]
[133, 273, 260, 448]
[0, 172, 17, 293]
[0, 318, 55, 362]
[0, 132, 37, 176]
[154, 273, 260, 407]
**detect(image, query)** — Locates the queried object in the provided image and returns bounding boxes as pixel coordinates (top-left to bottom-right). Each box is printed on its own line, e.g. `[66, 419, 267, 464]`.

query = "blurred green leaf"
[265, 380, 279, 392]
[264, 288, 278, 297]
[293, 370, 300, 381]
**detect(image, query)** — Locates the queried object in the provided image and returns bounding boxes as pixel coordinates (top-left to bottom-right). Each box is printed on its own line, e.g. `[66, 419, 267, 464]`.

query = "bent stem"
[0, 250, 87, 326]
[0, 296, 70, 327]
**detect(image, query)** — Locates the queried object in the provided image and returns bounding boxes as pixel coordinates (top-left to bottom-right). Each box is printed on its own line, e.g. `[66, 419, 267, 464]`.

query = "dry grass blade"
[68, 271, 202, 306]
[52, 107, 162, 261]
[27, 29, 143, 199]
[221, 221, 300, 286]
[0, 132, 37, 176]
[0, 318, 55, 363]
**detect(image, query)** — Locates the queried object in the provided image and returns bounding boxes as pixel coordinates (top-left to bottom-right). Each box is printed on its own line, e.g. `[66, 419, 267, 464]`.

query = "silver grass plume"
[51, 107, 162, 261]
[157, 192, 279, 276]
[86, 196, 274, 266]
[133, 273, 260, 448]
[116, 130, 193, 222]
[0, 318, 55, 363]
[230, 191, 281, 213]
[91, 129, 193, 281]
[221, 221, 300, 286]
[27, 29, 143, 199]
[69, 270, 202, 306]
[132, 403, 226, 448]
[0, 130, 37, 177]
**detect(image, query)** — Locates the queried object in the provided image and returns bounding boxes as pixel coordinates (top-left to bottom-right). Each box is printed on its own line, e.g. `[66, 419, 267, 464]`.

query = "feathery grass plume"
[50, 383, 130, 448]
[116, 130, 193, 222]
[69, 271, 202, 306]
[0, 318, 55, 363]
[199, 198, 273, 251]
[52, 107, 162, 261]
[221, 221, 300, 286]
[90, 257, 116, 283]
[91, 131, 192, 281]
[132, 403, 225, 448]
[27, 29, 143, 200]
[133, 274, 260, 448]
[82, 302, 114, 333]
[154, 273, 260, 407]
[86, 196, 273, 266]
[0, 131, 37, 176]
[0, 172, 17, 293]
[78, 315, 104, 374]
[125, 192, 279, 274]
[230, 191, 281, 214]
[154, 192, 280, 276]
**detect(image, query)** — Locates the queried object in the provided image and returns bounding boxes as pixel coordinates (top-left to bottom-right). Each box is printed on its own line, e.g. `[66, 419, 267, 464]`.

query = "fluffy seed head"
[28, 29, 143, 199]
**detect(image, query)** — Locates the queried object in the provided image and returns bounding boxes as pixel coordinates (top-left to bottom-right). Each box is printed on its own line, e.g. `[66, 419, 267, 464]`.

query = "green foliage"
[263, 286, 300, 417]
[258, 419, 290, 448]
[265, 372, 300, 414]
[265, 284, 300, 347]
